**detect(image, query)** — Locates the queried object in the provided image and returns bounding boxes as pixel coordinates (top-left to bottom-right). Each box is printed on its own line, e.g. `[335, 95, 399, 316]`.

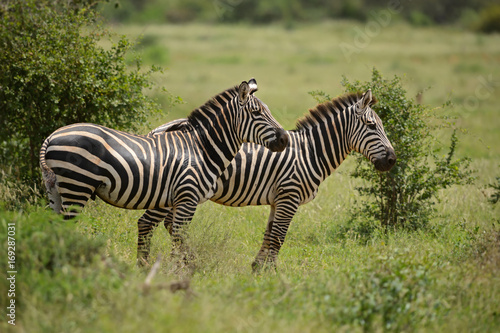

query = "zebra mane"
[294, 92, 377, 131]
[187, 85, 240, 125]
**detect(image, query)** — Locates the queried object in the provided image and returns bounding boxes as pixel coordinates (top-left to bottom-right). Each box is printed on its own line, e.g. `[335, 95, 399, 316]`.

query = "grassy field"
[2, 21, 500, 332]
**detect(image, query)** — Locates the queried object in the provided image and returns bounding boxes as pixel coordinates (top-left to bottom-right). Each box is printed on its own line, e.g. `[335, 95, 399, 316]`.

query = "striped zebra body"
[41, 123, 215, 211]
[40, 79, 288, 264]
[213, 133, 318, 208]
[147, 90, 396, 269]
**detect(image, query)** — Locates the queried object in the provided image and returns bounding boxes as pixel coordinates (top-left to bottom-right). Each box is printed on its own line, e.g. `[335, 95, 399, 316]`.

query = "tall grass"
[2, 193, 498, 332]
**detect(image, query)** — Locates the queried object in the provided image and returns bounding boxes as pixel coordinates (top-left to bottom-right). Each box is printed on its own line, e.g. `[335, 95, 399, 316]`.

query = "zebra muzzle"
[268, 128, 289, 152]
[374, 146, 397, 172]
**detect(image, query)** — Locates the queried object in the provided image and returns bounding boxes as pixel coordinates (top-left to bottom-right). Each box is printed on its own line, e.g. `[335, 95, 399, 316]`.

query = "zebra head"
[236, 79, 289, 152]
[350, 89, 396, 172]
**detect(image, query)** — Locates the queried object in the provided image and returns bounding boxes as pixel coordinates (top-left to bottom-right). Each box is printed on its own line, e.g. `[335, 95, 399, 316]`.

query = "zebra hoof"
[251, 261, 263, 273]
[251, 259, 276, 273]
[136, 257, 150, 268]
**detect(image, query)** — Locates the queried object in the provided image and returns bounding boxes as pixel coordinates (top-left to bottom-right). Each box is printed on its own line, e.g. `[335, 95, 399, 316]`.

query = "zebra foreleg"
[137, 208, 169, 266]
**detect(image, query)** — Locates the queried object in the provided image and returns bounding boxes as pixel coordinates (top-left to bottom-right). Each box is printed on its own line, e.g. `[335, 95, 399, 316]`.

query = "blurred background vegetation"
[100, 0, 500, 32]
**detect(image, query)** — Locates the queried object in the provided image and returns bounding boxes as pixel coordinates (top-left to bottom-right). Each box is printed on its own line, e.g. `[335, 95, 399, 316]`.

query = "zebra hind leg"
[137, 209, 169, 267]
[252, 206, 276, 272]
[163, 208, 174, 236]
[252, 197, 299, 272]
[42, 167, 62, 215]
[170, 201, 198, 269]
[42, 168, 92, 219]
[59, 188, 94, 219]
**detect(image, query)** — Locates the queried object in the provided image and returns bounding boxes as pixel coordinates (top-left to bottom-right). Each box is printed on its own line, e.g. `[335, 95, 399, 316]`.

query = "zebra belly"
[301, 189, 318, 205]
[211, 178, 276, 207]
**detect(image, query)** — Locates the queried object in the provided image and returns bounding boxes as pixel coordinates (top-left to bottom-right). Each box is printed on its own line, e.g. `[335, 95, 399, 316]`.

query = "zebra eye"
[367, 123, 377, 130]
[252, 110, 261, 115]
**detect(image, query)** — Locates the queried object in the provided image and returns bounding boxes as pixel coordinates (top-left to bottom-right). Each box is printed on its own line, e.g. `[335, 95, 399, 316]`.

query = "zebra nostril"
[277, 129, 289, 147]
[384, 146, 396, 167]
[268, 129, 288, 152]
[279, 134, 287, 146]
[386, 151, 396, 166]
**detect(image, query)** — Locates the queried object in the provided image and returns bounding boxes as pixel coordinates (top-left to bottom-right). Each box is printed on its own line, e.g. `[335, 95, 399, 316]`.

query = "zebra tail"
[39, 138, 54, 184]
[39, 137, 61, 213]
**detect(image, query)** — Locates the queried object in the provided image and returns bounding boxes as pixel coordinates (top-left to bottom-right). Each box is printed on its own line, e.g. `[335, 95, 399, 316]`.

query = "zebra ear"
[248, 78, 258, 95]
[360, 89, 373, 109]
[238, 81, 251, 104]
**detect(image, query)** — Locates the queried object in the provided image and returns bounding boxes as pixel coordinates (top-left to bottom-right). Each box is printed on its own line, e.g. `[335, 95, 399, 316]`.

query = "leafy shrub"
[339, 250, 440, 331]
[476, 4, 500, 33]
[0, 206, 128, 329]
[310, 68, 474, 231]
[409, 10, 434, 27]
[100, 0, 490, 26]
[488, 173, 500, 205]
[339, 0, 367, 21]
[0, 169, 42, 211]
[341, 69, 474, 230]
[458, 8, 480, 30]
[0, 0, 163, 186]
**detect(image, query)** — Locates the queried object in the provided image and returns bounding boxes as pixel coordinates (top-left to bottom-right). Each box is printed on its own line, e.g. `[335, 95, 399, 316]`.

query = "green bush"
[0, 169, 42, 211]
[409, 10, 434, 27]
[328, 68, 473, 230]
[339, 250, 439, 331]
[488, 173, 500, 205]
[477, 4, 500, 33]
[0, 206, 128, 330]
[0, 0, 163, 186]
[100, 0, 491, 26]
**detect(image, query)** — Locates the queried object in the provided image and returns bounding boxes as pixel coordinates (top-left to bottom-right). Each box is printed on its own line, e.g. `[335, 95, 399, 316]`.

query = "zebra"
[39, 78, 289, 264]
[144, 89, 396, 270]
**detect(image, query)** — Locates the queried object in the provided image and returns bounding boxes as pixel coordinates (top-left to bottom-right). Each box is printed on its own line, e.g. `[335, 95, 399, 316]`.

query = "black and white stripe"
[145, 90, 396, 269]
[39, 79, 288, 264]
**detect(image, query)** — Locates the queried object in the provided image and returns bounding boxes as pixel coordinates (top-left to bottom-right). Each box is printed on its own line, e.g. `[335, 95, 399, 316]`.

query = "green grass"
[2, 21, 500, 332]
[2, 193, 499, 332]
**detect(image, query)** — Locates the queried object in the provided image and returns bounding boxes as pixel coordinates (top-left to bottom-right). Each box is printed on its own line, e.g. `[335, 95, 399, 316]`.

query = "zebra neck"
[189, 111, 240, 176]
[304, 111, 352, 179]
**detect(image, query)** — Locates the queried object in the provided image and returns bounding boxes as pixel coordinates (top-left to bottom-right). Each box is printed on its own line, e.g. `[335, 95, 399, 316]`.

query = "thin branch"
[142, 254, 194, 297]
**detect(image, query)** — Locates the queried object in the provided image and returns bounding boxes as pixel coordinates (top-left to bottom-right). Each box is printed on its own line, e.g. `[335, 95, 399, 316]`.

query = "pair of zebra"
[40, 78, 396, 270]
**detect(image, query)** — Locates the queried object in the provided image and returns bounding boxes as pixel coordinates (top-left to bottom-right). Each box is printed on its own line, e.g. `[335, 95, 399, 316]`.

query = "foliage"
[339, 249, 440, 331]
[338, 68, 474, 230]
[0, 0, 163, 186]
[308, 90, 332, 104]
[0, 206, 128, 330]
[476, 4, 500, 33]
[408, 10, 434, 27]
[0, 169, 42, 211]
[488, 173, 500, 205]
[100, 0, 493, 26]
